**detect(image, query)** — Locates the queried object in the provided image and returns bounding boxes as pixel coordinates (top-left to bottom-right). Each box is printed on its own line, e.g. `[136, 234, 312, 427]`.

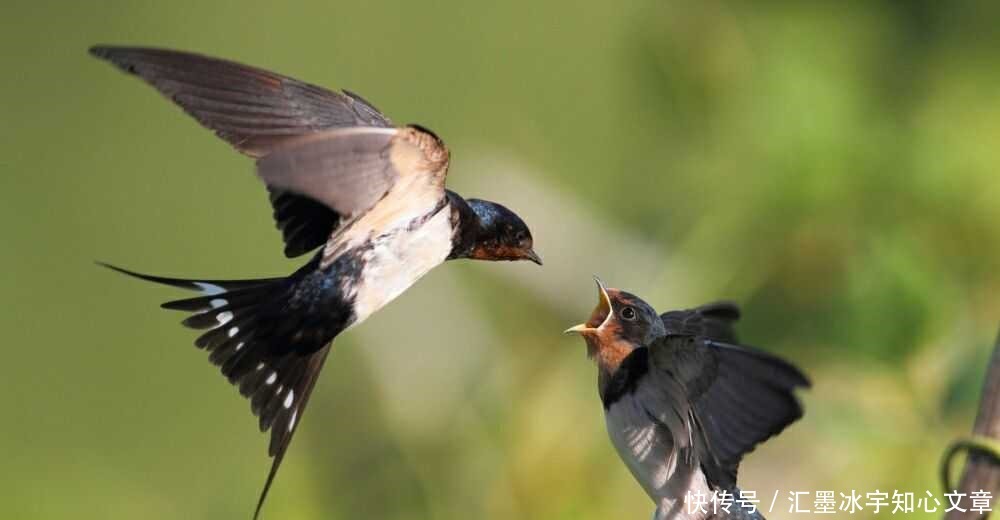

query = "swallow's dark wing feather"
[647, 332, 809, 489]
[88, 46, 392, 156]
[89, 45, 394, 257]
[268, 189, 344, 258]
[661, 301, 741, 343]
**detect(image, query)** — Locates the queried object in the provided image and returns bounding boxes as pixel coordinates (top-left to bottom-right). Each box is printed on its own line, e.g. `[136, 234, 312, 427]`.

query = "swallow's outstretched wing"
[89, 46, 395, 257]
[647, 328, 810, 489]
[260, 123, 451, 258]
[88, 46, 391, 155]
[256, 126, 449, 221]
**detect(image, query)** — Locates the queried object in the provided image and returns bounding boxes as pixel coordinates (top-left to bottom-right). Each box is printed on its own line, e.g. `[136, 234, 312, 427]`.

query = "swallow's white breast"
[346, 202, 453, 326]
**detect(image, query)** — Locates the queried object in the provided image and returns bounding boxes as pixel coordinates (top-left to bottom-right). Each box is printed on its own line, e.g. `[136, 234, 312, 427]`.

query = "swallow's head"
[466, 199, 541, 265]
[564, 278, 663, 371]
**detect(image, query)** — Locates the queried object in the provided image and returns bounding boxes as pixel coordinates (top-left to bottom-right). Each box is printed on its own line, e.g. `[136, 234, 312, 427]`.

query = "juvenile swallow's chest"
[606, 394, 674, 498]
[605, 389, 712, 520]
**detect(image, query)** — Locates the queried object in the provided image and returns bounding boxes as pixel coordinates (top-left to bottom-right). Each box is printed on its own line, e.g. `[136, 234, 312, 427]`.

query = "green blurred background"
[3, 1, 1000, 519]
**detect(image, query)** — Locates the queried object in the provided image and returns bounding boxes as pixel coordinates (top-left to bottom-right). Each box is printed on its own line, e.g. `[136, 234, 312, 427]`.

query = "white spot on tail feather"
[228, 326, 239, 338]
[235, 342, 244, 352]
[210, 298, 227, 309]
[288, 409, 297, 431]
[194, 282, 225, 295]
[284, 390, 294, 409]
[266, 372, 277, 385]
[216, 311, 234, 325]
[256, 363, 265, 371]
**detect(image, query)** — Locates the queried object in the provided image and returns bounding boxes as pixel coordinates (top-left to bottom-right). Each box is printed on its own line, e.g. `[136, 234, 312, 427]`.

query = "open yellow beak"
[564, 276, 612, 335]
[563, 323, 590, 334]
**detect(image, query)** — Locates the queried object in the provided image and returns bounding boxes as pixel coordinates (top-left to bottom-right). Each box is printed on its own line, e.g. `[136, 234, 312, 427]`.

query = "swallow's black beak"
[524, 248, 543, 266]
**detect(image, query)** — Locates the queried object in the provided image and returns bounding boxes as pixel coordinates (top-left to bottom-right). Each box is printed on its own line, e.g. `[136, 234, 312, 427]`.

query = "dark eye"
[620, 306, 637, 321]
[514, 230, 527, 242]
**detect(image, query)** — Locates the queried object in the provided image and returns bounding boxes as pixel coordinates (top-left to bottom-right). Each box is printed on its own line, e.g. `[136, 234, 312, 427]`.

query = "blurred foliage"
[2, 1, 1000, 519]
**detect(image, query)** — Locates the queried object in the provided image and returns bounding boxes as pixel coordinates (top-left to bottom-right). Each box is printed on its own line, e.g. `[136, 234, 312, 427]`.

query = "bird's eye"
[620, 306, 637, 321]
[515, 230, 527, 242]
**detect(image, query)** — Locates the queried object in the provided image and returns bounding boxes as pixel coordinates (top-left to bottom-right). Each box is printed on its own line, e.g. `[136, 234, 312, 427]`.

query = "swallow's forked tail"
[99, 262, 339, 520]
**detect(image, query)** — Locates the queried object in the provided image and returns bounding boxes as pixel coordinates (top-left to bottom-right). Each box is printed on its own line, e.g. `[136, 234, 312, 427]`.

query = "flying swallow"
[565, 279, 809, 520]
[90, 46, 541, 519]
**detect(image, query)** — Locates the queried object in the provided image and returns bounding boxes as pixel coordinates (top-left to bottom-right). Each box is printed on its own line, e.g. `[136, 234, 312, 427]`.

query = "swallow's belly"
[605, 396, 712, 519]
[347, 206, 453, 326]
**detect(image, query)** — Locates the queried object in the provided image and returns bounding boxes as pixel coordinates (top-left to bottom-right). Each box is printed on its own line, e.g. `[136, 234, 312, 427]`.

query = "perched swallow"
[565, 279, 809, 520]
[90, 46, 541, 518]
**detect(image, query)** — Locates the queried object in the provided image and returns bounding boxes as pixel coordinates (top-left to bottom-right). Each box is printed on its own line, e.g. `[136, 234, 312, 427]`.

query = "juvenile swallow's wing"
[661, 301, 741, 343]
[647, 332, 810, 489]
[89, 46, 394, 257]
